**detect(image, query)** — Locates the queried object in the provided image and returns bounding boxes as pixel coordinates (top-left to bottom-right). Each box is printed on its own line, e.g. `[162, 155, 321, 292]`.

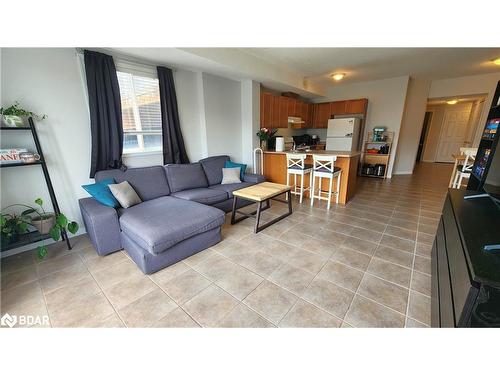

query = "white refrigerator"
[325, 118, 361, 151]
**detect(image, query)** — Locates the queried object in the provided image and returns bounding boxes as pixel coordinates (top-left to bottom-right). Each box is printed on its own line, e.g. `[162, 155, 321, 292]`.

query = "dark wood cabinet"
[278, 96, 289, 128]
[346, 98, 368, 114]
[260, 92, 273, 128]
[313, 102, 331, 128]
[330, 100, 347, 115]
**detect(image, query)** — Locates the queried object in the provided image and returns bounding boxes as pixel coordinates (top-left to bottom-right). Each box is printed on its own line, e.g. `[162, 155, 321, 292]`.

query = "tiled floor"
[0, 162, 452, 328]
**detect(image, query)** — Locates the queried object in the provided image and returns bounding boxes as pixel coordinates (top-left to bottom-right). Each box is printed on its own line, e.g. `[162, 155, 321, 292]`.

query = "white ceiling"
[241, 48, 500, 85]
[108, 48, 500, 97]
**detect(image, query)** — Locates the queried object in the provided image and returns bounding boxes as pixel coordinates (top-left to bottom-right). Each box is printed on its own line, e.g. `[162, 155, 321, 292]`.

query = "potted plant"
[0, 102, 47, 127]
[0, 213, 28, 247]
[1, 198, 78, 259]
[256, 128, 277, 151]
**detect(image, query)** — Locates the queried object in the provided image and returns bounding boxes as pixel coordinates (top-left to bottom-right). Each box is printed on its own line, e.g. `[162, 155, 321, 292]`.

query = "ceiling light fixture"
[494, 58, 500, 65]
[446, 100, 459, 105]
[332, 73, 345, 81]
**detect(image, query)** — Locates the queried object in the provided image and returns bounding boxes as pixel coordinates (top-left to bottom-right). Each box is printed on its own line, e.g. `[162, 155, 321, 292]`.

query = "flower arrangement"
[256, 128, 277, 141]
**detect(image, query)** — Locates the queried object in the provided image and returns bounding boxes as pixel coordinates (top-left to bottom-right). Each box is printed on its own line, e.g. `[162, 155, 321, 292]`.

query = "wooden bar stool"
[286, 153, 313, 204]
[310, 154, 341, 209]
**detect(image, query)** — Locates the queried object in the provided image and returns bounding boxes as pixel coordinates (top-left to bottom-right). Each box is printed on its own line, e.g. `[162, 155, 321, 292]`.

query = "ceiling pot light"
[494, 58, 500, 65]
[331, 73, 345, 81]
[446, 100, 459, 105]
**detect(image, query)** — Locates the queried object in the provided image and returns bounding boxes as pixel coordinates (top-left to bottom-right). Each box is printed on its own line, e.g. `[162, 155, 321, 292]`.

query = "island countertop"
[262, 149, 361, 204]
[262, 149, 361, 158]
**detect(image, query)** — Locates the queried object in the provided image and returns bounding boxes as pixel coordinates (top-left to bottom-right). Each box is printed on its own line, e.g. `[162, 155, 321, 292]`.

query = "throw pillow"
[108, 181, 142, 208]
[221, 167, 242, 185]
[224, 160, 247, 180]
[82, 178, 120, 208]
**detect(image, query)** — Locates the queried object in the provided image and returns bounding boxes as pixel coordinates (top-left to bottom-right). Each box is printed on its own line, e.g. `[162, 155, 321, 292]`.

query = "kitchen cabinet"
[271, 95, 280, 127]
[260, 92, 273, 127]
[330, 100, 347, 115]
[278, 96, 289, 128]
[313, 102, 332, 128]
[346, 98, 367, 114]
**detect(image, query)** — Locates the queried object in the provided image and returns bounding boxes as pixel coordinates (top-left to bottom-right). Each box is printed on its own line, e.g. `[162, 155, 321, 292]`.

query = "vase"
[260, 140, 268, 151]
[2, 115, 26, 127]
[31, 214, 55, 235]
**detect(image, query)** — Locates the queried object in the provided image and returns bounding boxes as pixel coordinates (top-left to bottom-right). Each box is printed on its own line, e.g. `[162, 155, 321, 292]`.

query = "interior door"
[436, 107, 471, 162]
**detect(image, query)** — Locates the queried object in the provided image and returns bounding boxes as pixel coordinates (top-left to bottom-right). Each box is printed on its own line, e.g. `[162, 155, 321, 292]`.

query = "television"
[466, 80, 500, 204]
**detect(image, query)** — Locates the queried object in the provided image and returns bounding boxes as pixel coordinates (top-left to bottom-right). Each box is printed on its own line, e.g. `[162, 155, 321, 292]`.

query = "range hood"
[288, 116, 305, 124]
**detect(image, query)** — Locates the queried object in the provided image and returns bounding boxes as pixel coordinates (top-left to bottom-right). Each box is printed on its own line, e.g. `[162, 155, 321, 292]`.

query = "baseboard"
[0, 228, 87, 258]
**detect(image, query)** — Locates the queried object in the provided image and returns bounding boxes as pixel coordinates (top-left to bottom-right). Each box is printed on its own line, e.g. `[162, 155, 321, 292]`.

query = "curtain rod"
[75, 48, 176, 72]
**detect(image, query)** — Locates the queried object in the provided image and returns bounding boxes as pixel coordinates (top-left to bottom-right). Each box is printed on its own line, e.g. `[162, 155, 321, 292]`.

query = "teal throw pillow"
[82, 178, 120, 208]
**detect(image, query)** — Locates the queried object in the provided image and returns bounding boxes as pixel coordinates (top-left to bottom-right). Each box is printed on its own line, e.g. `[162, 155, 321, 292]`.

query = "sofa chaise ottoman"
[78, 155, 265, 274]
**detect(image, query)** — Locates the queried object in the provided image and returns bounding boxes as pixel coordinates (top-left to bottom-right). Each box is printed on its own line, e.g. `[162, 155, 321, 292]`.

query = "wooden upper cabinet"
[260, 92, 273, 127]
[313, 102, 332, 128]
[330, 100, 347, 116]
[346, 98, 368, 114]
[278, 96, 289, 128]
[271, 95, 280, 127]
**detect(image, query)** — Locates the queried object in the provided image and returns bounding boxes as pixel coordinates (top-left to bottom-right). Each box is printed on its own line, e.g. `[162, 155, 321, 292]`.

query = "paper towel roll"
[275, 137, 285, 152]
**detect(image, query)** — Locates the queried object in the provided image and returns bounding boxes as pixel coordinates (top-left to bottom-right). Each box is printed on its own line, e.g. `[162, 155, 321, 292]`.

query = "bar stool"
[310, 155, 341, 209]
[286, 153, 313, 204]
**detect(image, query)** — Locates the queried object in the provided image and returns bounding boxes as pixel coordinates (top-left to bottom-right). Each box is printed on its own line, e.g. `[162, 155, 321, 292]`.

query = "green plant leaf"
[0, 215, 6, 226]
[18, 222, 28, 233]
[67, 221, 79, 234]
[49, 226, 60, 241]
[21, 208, 36, 216]
[37, 245, 47, 260]
[56, 214, 68, 227]
[35, 198, 43, 206]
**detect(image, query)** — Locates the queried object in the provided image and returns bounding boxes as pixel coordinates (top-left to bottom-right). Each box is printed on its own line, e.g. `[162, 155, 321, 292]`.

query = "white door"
[436, 107, 471, 162]
[326, 137, 353, 151]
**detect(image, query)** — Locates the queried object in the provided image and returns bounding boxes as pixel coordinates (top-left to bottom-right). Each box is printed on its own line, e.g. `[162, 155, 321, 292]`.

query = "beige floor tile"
[417, 232, 435, 245]
[39, 262, 90, 294]
[37, 253, 84, 278]
[0, 251, 34, 275]
[416, 242, 433, 258]
[278, 229, 313, 247]
[160, 269, 212, 304]
[45, 275, 101, 313]
[183, 285, 239, 327]
[151, 307, 200, 328]
[410, 271, 431, 296]
[301, 238, 338, 258]
[218, 303, 274, 328]
[279, 299, 342, 328]
[221, 225, 253, 242]
[344, 295, 405, 328]
[357, 274, 408, 314]
[149, 261, 191, 284]
[366, 258, 411, 288]
[268, 263, 315, 295]
[118, 289, 177, 327]
[50, 292, 115, 327]
[230, 251, 282, 277]
[83, 251, 128, 273]
[316, 260, 364, 292]
[408, 291, 431, 326]
[243, 281, 297, 324]
[210, 261, 263, 300]
[1, 265, 38, 291]
[414, 255, 431, 275]
[380, 234, 415, 253]
[182, 248, 216, 267]
[385, 226, 417, 241]
[103, 275, 158, 310]
[302, 278, 354, 319]
[330, 247, 371, 271]
[342, 236, 378, 256]
[374, 245, 413, 268]
[285, 249, 327, 274]
[92, 259, 143, 289]
[86, 313, 125, 328]
[315, 228, 349, 246]
[405, 317, 429, 328]
[1, 281, 45, 314]
[387, 218, 418, 231]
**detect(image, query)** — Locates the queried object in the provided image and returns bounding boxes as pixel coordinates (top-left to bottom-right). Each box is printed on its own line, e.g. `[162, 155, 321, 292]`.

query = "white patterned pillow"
[221, 167, 241, 184]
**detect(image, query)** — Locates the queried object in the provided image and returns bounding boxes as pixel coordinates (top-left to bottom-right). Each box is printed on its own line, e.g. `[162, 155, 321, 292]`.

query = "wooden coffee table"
[231, 182, 292, 233]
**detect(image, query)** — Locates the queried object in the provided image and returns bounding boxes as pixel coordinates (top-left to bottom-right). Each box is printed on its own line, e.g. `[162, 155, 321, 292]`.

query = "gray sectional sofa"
[79, 155, 265, 274]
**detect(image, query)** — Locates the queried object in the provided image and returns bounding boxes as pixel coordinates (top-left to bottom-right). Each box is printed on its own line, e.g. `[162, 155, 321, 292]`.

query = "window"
[117, 71, 162, 154]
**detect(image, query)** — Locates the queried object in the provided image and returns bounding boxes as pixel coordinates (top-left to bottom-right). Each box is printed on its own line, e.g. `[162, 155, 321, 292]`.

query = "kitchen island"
[262, 150, 361, 204]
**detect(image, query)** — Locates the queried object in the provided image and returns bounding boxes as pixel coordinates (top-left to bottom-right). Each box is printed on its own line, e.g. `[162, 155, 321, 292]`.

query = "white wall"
[322, 76, 410, 178]
[202, 72, 243, 162]
[241, 80, 260, 171]
[393, 78, 431, 174]
[1, 49, 251, 250]
[429, 72, 500, 146]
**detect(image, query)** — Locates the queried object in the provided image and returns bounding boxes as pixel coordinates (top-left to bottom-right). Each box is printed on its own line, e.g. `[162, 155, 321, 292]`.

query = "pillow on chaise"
[109, 181, 142, 208]
[221, 167, 241, 184]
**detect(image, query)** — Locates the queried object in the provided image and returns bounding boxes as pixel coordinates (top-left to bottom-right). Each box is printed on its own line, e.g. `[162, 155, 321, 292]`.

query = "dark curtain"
[157, 66, 189, 164]
[84, 50, 125, 177]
